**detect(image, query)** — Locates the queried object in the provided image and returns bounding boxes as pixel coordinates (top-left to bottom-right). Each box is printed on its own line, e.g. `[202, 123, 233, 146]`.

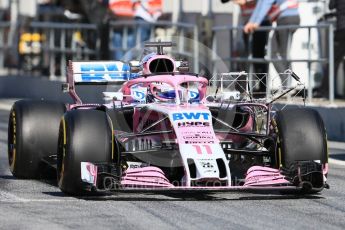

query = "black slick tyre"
[8, 100, 66, 178]
[57, 110, 113, 196]
[275, 108, 328, 193]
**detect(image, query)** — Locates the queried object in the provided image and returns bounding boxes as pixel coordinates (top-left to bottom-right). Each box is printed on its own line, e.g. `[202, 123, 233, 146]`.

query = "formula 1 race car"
[8, 41, 329, 196]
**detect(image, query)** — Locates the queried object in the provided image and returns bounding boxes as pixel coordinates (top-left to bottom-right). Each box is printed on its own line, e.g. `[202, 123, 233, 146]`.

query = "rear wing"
[65, 60, 136, 104]
[67, 60, 132, 85]
[64, 59, 191, 104]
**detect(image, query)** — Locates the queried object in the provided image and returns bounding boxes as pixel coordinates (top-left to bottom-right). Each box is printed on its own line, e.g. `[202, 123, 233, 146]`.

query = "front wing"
[80, 162, 326, 194]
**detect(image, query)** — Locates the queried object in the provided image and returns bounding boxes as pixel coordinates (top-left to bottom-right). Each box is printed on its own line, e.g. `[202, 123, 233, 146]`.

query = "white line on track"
[0, 190, 27, 202]
[0, 187, 75, 203]
[0, 103, 12, 111]
[8, 199, 72, 203]
[0, 190, 75, 203]
[329, 158, 345, 167]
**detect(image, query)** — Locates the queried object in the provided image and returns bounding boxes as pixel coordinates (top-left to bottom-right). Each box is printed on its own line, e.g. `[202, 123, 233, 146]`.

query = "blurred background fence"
[0, 0, 341, 102]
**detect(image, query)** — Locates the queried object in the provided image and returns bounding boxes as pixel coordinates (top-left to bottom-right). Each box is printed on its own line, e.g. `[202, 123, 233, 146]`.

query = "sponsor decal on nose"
[172, 112, 210, 121]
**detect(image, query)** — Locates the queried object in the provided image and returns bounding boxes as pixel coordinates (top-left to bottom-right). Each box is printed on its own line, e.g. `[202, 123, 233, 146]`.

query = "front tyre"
[275, 108, 328, 193]
[57, 110, 113, 196]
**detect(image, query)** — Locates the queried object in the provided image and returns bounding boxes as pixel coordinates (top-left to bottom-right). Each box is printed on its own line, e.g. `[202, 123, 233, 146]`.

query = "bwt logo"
[172, 112, 210, 121]
[80, 63, 129, 81]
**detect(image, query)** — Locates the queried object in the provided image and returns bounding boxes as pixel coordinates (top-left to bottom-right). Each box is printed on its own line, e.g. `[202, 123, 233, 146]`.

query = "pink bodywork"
[142, 55, 176, 75]
[68, 56, 327, 191]
[120, 165, 291, 188]
[243, 166, 290, 186]
[121, 167, 174, 188]
[120, 74, 208, 104]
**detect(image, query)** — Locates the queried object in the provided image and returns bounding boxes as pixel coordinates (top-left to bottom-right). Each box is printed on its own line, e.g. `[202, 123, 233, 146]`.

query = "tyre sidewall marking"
[58, 117, 67, 188]
[10, 110, 17, 172]
[108, 115, 114, 161]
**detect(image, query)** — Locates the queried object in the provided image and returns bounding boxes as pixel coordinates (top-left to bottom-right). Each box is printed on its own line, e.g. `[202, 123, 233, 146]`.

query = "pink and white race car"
[8, 42, 329, 195]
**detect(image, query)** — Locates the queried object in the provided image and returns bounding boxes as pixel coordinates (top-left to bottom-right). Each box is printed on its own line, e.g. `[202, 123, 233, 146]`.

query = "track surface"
[1, 100, 345, 230]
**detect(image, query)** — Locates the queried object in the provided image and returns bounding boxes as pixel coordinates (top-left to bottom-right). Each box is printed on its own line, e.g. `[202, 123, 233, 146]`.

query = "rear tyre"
[8, 100, 66, 178]
[275, 108, 328, 193]
[57, 110, 113, 196]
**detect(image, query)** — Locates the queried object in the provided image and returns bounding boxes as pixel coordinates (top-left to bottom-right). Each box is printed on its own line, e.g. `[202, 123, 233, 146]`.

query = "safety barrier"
[0, 19, 336, 103]
[28, 22, 100, 79]
[0, 21, 11, 70]
[5, 20, 199, 80]
[211, 24, 335, 103]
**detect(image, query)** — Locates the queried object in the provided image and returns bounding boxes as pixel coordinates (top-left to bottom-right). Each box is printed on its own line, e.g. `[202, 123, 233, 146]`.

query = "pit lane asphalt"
[0, 99, 345, 230]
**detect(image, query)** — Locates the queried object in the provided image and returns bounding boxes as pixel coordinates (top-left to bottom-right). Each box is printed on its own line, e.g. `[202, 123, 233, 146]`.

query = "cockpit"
[126, 79, 206, 104]
[118, 41, 208, 105]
